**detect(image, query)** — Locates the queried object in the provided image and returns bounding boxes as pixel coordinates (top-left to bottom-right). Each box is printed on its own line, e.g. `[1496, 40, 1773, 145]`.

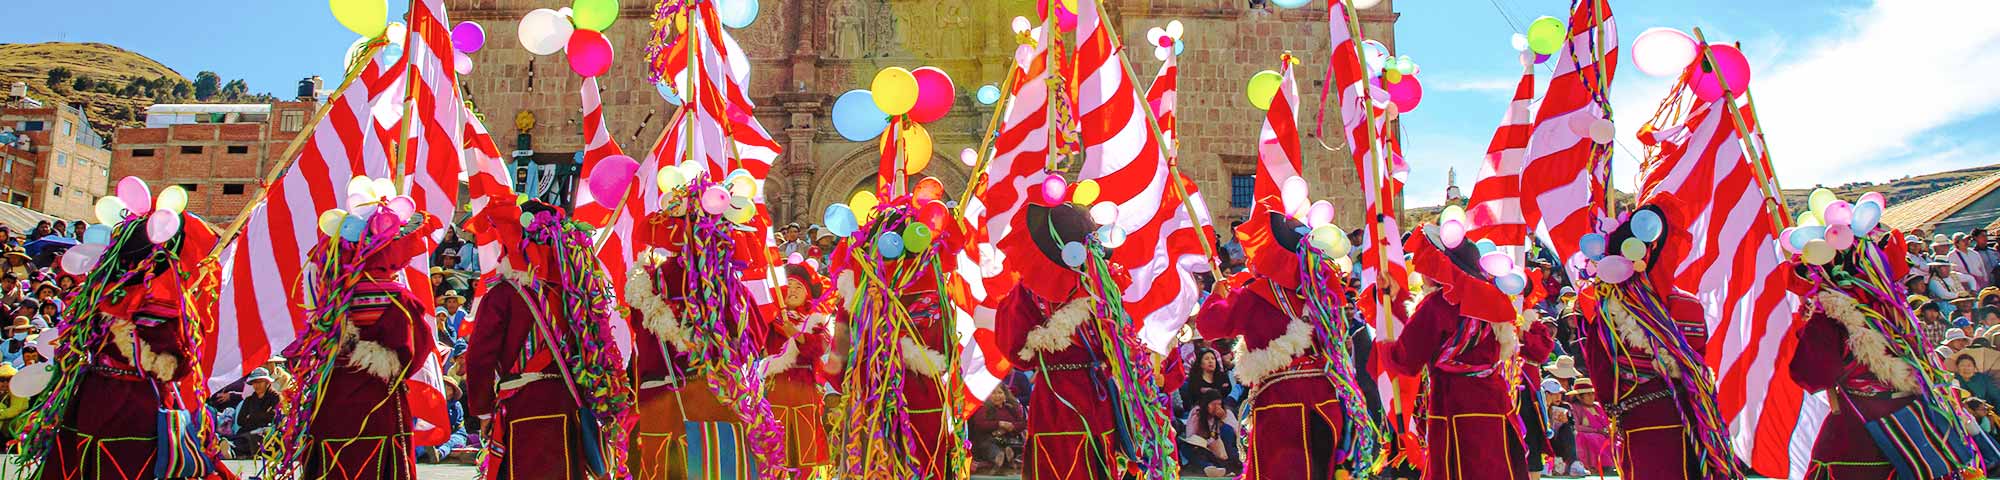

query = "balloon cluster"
[64, 177, 190, 275]
[657, 161, 761, 225]
[1435, 204, 1527, 294]
[1145, 21, 1187, 61]
[519, 0, 622, 77]
[1359, 40, 1423, 112]
[1576, 209, 1667, 285]
[1629, 28, 1753, 101]
[1782, 189, 1887, 266]
[315, 176, 418, 244]
[1274, 176, 1352, 260]
[822, 187, 953, 261]
[832, 66, 957, 175]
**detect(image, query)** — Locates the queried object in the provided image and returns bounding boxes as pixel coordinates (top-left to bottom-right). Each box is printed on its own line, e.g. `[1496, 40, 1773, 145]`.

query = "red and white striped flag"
[396, 0, 464, 446]
[463, 105, 514, 295]
[1076, 5, 1215, 353]
[1519, 0, 1617, 262]
[949, 32, 1052, 402]
[1641, 101, 1812, 479]
[1466, 57, 1536, 246]
[572, 76, 626, 229]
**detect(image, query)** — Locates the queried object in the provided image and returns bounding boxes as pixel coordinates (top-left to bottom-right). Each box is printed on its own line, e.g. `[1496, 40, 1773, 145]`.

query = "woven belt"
[1606, 388, 1673, 417]
[1041, 362, 1096, 372]
[498, 372, 559, 391]
[90, 364, 143, 381]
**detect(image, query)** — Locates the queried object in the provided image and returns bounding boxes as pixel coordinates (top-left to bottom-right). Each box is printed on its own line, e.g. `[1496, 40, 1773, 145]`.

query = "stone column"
[778, 94, 823, 224]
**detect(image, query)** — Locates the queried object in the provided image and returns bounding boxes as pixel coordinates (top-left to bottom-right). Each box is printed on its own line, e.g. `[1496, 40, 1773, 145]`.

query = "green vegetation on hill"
[0, 42, 275, 141]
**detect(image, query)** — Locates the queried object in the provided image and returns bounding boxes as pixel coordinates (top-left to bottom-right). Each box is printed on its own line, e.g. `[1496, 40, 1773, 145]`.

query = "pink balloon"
[452, 21, 487, 54]
[1596, 256, 1635, 283]
[1383, 74, 1422, 113]
[1859, 191, 1887, 207]
[907, 67, 956, 124]
[1439, 220, 1466, 248]
[145, 210, 180, 245]
[385, 196, 417, 222]
[1479, 252, 1513, 277]
[59, 248, 98, 275]
[586, 154, 641, 205]
[565, 29, 615, 78]
[1040, 175, 1069, 205]
[1691, 44, 1751, 102]
[1779, 227, 1802, 253]
[117, 177, 152, 217]
[1821, 200, 1853, 226]
[1825, 224, 1856, 250]
[699, 185, 731, 215]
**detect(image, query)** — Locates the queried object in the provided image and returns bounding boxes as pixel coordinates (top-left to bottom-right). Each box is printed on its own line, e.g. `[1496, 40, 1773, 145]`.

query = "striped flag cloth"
[949, 31, 1052, 402]
[1641, 101, 1813, 479]
[572, 76, 626, 229]
[1466, 56, 1536, 245]
[1519, 0, 1617, 262]
[1075, 7, 1215, 353]
[397, 0, 464, 446]
[463, 105, 514, 298]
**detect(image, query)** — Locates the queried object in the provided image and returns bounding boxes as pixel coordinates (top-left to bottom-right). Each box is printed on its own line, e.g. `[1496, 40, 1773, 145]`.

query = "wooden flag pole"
[1332, 0, 1399, 331]
[1692, 28, 1789, 229]
[952, 64, 1021, 215]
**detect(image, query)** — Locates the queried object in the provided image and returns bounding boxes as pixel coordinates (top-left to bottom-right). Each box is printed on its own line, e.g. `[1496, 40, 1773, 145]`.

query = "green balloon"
[903, 223, 935, 253]
[572, 0, 619, 32]
[1246, 70, 1283, 110]
[1526, 16, 1565, 55]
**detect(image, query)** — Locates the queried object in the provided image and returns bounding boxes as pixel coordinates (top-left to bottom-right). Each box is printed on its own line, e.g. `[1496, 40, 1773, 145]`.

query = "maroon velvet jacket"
[1580, 293, 1715, 480]
[1195, 284, 1347, 480]
[1381, 294, 1531, 480]
[465, 280, 587, 480]
[1790, 307, 1912, 480]
[306, 282, 426, 479]
[995, 285, 1121, 480]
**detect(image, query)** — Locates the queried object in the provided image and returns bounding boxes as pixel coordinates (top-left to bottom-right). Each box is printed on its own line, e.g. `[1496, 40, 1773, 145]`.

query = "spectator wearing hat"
[777, 223, 810, 259]
[1950, 232, 1990, 291]
[417, 376, 470, 463]
[0, 363, 27, 446]
[227, 368, 281, 458]
[1567, 378, 1615, 475]
[2, 316, 31, 366]
[2, 248, 30, 283]
[435, 291, 470, 360]
[1940, 328, 1974, 359]
[1544, 355, 1582, 384]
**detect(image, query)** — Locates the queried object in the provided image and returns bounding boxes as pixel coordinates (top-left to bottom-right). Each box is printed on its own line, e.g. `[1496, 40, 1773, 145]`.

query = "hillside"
[1780, 163, 2000, 213]
[0, 42, 185, 140]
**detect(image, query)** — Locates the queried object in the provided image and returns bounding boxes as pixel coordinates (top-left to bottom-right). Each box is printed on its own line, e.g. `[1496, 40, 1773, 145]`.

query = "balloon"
[11, 363, 51, 398]
[145, 210, 180, 245]
[1439, 220, 1466, 248]
[565, 30, 615, 77]
[1382, 68, 1403, 85]
[586, 154, 639, 204]
[1629, 209, 1663, 242]
[1526, 16, 1565, 55]
[1097, 225, 1128, 249]
[518, 9, 574, 56]
[849, 191, 879, 222]
[451, 21, 486, 54]
[1797, 210, 1823, 228]
[1851, 200, 1884, 233]
[903, 223, 934, 253]
[871, 67, 920, 116]
[1510, 33, 1530, 52]
[1474, 239, 1497, 256]
[907, 67, 956, 123]
[1580, 233, 1608, 259]
[1382, 74, 1422, 112]
[1802, 239, 1836, 265]
[1825, 224, 1856, 250]
[1246, 70, 1282, 110]
[1394, 55, 1417, 75]
[694, 185, 728, 215]
[1620, 237, 1649, 260]
[1631, 27, 1697, 77]
[1272, 0, 1310, 8]
[976, 84, 1002, 105]
[832, 90, 890, 141]
[1859, 191, 1887, 207]
[655, 79, 683, 104]
[1089, 202, 1120, 226]
[1071, 180, 1101, 206]
[656, 166, 688, 193]
[82, 224, 113, 246]
[824, 204, 858, 237]
[1480, 252, 1514, 277]
[117, 177, 152, 217]
[1310, 225, 1349, 256]
[1040, 176, 1069, 205]
[1439, 205, 1467, 225]
[1597, 256, 1635, 283]
[330, 0, 389, 38]
[60, 246, 99, 275]
[1496, 274, 1528, 295]
[913, 177, 946, 202]
[1353, 0, 1382, 8]
[1060, 242, 1087, 267]
[1535, 53, 1552, 65]
[724, 197, 755, 224]
[877, 232, 906, 259]
[1789, 226, 1827, 252]
[317, 210, 346, 237]
[1308, 200, 1336, 227]
[1807, 188, 1838, 215]
[571, 0, 619, 32]
[1691, 44, 1752, 102]
[453, 50, 475, 75]
[151, 185, 188, 215]
[901, 123, 933, 174]
[339, 214, 367, 242]
[1279, 176, 1309, 216]
[717, 0, 759, 29]
[960, 148, 979, 167]
[1036, 0, 1078, 32]
[94, 196, 129, 225]
[1821, 201, 1853, 227]
[381, 196, 415, 222]
[1587, 118, 1615, 143]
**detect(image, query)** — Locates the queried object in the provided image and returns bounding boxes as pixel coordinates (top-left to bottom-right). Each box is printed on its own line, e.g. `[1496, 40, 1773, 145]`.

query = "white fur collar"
[1018, 299, 1094, 361]
[759, 338, 801, 379]
[496, 261, 534, 287]
[901, 336, 951, 378]
[1601, 297, 1678, 378]
[1231, 319, 1315, 385]
[342, 321, 405, 382]
[624, 263, 695, 351]
[1816, 290, 1921, 394]
[109, 317, 180, 382]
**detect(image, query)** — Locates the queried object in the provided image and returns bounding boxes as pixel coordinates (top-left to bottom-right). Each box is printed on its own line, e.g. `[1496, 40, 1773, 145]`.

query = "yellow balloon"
[901, 123, 933, 175]
[1071, 180, 1101, 205]
[156, 185, 189, 214]
[1808, 187, 1838, 215]
[1246, 70, 1282, 110]
[656, 167, 688, 194]
[849, 190, 879, 223]
[318, 210, 348, 237]
[1620, 237, 1648, 260]
[1439, 205, 1467, 225]
[871, 67, 920, 116]
[330, 0, 389, 38]
[94, 197, 128, 225]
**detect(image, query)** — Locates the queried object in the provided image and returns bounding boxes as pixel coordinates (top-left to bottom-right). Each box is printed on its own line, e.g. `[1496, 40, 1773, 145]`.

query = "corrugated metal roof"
[1882, 172, 2000, 232]
[0, 202, 64, 233]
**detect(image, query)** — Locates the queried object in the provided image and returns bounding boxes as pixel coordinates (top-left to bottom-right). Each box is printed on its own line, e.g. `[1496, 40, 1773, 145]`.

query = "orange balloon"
[913, 177, 945, 202]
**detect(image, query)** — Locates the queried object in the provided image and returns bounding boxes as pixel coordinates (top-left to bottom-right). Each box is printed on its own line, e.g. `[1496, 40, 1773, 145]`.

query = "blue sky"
[5, 0, 1998, 209]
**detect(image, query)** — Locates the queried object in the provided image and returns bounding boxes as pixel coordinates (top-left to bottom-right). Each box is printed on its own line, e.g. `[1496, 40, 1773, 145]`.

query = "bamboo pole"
[951, 65, 1021, 214]
[201, 41, 387, 263]
[391, 0, 423, 195]
[1691, 28, 1789, 229]
[1332, 0, 1398, 332]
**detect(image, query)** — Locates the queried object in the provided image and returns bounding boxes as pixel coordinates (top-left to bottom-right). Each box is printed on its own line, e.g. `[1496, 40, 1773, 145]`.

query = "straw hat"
[1568, 378, 1596, 396]
[1543, 355, 1581, 379]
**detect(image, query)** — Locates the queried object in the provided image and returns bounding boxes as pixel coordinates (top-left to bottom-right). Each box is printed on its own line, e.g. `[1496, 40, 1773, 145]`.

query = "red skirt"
[483, 379, 589, 480]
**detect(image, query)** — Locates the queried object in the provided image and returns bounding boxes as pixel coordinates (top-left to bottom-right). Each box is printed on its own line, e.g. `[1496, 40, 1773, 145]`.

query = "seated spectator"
[1569, 379, 1614, 475]
[436, 291, 470, 359]
[2, 317, 29, 366]
[0, 364, 28, 447]
[226, 368, 281, 458]
[1178, 349, 1231, 415]
[20, 341, 42, 366]
[1545, 404, 1580, 476]
[969, 386, 1026, 474]
[418, 377, 471, 463]
[1970, 398, 1999, 435]
[1958, 354, 2000, 408]
[1933, 260, 1977, 318]
[1179, 393, 1242, 477]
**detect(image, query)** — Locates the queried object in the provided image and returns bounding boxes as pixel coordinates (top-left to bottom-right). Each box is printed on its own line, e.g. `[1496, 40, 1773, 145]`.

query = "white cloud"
[1751, 0, 2000, 186]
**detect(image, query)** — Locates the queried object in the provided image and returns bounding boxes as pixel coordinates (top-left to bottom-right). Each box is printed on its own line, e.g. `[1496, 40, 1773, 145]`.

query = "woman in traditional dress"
[1194, 204, 1379, 479]
[1566, 378, 1616, 475]
[763, 263, 833, 477]
[464, 199, 633, 480]
[16, 181, 234, 480]
[263, 178, 439, 480]
[1575, 201, 1740, 479]
[621, 173, 786, 480]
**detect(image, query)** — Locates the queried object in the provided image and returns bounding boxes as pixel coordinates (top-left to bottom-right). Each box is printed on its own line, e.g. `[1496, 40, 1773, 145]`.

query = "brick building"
[446, 0, 1398, 227]
[0, 95, 114, 221]
[110, 101, 317, 222]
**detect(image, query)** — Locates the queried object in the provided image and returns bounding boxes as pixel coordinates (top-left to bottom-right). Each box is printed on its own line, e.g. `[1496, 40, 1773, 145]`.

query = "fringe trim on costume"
[110, 317, 136, 364]
[135, 333, 179, 383]
[1232, 319, 1314, 385]
[1602, 297, 1677, 378]
[624, 264, 695, 352]
[1817, 290, 1921, 394]
[759, 339, 800, 379]
[1494, 319, 1520, 369]
[803, 313, 830, 334]
[1018, 299, 1093, 361]
[900, 337, 950, 378]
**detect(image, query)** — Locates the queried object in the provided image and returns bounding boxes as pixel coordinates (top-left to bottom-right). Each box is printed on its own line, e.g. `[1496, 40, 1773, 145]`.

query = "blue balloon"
[1271, 0, 1311, 8]
[379, 43, 404, 65]
[1630, 210, 1663, 242]
[1496, 273, 1527, 295]
[1060, 241, 1088, 268]
[1474, 239, 1498, 256]
[976, 84, 1002, 105]
[82, 225, 113, 246]
[1579, 233, 1608, 259]
[877, 231, 906, 259]
[655, 81, 681, 105]
[339, 215, 367, 242]
[1789, 226, 1827, 252]
[1174, 40, 1186, 56]
[718, 0, 759, 29]
[1851, 200, 1884, 233]
[824, 204, 858, 237]
[832, 89, 889, 142]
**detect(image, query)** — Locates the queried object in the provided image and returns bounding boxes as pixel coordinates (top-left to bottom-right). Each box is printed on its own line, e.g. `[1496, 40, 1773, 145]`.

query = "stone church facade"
[447, 0, 1398, 227]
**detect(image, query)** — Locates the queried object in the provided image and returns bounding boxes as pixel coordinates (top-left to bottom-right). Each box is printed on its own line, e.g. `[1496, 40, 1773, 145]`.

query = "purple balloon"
[452, 21, 486, 54]
[1534, 53, 1552, 64]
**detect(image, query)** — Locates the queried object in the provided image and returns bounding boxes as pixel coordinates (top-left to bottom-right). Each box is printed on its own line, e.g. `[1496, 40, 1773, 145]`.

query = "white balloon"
[518, 8, 574, 56]
[1280, 176, 1309, 216]
[1631, 27, 1699, 77]
[1166, 20, 1185, 39]
[1353, 0, 1383, 9]
[11, 363, 52, 398]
